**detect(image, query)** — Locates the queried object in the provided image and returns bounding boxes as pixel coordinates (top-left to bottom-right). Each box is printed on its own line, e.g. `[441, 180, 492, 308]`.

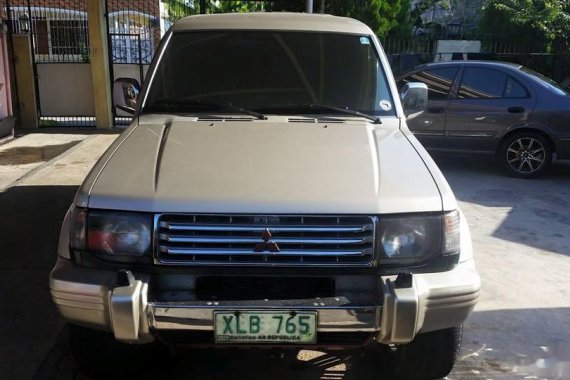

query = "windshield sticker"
[379, 100, 392, 111]
[360, 37, 370, 45]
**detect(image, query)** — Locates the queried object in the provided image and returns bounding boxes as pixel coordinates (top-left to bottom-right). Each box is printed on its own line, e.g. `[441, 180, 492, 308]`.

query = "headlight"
[70, 208, 152, 258]
[378, 211, 460, 263]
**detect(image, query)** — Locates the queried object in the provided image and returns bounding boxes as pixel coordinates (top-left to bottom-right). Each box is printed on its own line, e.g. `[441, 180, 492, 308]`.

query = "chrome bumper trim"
[148, 300, 381, 333]
[49, 258, 480, 344]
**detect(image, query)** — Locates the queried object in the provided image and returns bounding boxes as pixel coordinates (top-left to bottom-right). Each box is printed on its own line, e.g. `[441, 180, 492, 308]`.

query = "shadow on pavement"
[37, 308, 570, 380]
[0, 141, 82, 166]
[0, 185, 78, 379]
[433, 153, 570, 257]
[462, 307, 570, 380]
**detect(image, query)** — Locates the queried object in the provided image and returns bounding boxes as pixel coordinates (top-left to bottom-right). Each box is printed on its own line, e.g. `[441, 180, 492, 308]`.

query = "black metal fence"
[383, 36, 570, 85]
[4, 0, 570, 128]
[105, 0, 161, 126]
[4, 0, 90, 64]
[3, 0, 95, 127]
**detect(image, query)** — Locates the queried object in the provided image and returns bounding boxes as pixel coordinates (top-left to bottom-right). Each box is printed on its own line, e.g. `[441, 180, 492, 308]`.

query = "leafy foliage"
[211, 0, 266, 13]
[164, 0, 408, 37]
[389, 0, 413, 38]
[481, 0, 570, 48]
[323, 0, 403, 37]
[163, 0, 199, 21]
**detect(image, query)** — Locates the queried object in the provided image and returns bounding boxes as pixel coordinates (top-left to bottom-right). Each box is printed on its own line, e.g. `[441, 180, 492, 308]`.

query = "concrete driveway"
[1, 133, 569, 380]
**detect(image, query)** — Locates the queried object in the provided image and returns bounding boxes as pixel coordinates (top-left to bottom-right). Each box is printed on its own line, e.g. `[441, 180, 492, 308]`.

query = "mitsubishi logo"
[254, 228, 280, 253]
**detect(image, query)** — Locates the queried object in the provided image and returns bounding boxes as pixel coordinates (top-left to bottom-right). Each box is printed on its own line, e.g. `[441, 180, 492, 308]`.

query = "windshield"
[143, 31, 395, 117]
[521, 67, 570, 95]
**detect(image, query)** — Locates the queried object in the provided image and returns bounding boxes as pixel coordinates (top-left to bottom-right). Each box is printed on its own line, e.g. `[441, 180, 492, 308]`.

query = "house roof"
[172, 12, 373, 35]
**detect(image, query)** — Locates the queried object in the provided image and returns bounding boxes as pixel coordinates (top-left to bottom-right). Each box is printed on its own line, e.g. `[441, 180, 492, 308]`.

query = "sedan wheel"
[501, 133, 552, 178]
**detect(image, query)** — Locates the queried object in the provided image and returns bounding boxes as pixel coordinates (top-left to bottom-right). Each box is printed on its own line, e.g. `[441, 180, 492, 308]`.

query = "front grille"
[155, 214, 376, 266]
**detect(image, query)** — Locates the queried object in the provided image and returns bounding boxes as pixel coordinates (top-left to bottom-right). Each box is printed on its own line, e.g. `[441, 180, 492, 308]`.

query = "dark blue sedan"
[397, 61, 570, 177]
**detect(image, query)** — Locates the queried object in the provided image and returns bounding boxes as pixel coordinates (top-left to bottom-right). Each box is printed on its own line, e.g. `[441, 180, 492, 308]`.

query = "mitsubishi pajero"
[50, 13, 480, 380]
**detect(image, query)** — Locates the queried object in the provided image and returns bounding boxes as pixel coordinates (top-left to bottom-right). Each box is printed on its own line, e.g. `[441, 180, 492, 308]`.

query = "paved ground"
[1, 132, 569, 380]
[0, 134, 88, 191]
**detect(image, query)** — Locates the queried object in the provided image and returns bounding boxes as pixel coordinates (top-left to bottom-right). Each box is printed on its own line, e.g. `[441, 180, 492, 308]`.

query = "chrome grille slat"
[160, 248, 370, 256]
[159, 222, 371, 233]
[155, 214, 376, 267]
[160, 235, 371, 245]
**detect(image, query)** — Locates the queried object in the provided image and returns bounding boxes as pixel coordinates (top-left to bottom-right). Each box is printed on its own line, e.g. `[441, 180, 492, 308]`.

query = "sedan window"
[459, 68, 506, 98]
[521, 67, 570, 95]
[505, 77, 529, 98]
[458, 67, 528, 99]
[399, 68, 458, 100]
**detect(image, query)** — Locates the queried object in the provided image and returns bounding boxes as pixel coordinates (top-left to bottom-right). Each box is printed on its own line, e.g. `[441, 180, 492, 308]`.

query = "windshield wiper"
[144, 99, 267, 120]
[257, 103, 382, 124]
[302, 103, 382, 124]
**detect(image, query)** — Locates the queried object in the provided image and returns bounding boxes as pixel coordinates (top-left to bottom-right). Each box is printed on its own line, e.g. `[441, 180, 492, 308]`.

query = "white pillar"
[306, 0, 313, 13]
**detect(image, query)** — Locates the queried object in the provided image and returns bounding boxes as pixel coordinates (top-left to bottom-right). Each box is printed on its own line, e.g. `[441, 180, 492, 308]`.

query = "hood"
[85, 117, 442, 214]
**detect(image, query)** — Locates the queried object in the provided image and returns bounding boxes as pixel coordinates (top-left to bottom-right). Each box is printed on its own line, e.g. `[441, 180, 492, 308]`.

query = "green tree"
[389, 0, 413, 37]
[481, 0, 570, 50]
[163, 0, 199, 22]
[164, 0, 266, 21]
[211, 0, 266, 13]
[164, 0, 405, 37]
[322, 0, 403, 37]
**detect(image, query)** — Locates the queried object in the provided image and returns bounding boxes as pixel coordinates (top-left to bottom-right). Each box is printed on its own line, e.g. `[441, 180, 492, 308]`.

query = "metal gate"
[4, 0, 94, 127]
[2, 0, 309, 128]
[105, 0, 162, 126]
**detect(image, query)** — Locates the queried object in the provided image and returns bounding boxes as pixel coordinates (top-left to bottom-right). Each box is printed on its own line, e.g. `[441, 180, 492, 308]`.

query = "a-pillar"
[87, 0, 113, 129]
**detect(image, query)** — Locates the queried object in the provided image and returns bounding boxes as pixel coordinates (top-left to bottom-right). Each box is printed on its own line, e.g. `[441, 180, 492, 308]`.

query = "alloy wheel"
[506, 137, 546, 174]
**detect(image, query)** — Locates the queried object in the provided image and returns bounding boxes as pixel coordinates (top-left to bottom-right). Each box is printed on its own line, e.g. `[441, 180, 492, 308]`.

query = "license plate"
[214, 311, 317, 344]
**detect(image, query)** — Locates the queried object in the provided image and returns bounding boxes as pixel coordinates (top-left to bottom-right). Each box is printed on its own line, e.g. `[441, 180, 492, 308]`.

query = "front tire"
[380, 326, 463, 380]
[500, 132, 552, 178]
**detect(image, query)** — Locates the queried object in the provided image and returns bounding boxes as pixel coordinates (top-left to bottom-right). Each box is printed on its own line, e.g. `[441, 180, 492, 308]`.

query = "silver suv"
[50, 13, 480, 380]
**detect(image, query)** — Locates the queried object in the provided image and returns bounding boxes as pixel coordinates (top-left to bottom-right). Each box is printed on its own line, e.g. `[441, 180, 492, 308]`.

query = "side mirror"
[400, 82, 428, 116]
[113, 78, 141, 115]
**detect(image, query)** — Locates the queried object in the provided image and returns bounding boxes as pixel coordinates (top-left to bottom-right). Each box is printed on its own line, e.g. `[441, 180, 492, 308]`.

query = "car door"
[398, 67, 459, 149]
[444, 66, 535, 153]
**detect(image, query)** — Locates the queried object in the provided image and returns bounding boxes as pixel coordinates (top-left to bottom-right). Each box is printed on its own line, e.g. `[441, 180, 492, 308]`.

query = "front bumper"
[49, 258, 480, 345]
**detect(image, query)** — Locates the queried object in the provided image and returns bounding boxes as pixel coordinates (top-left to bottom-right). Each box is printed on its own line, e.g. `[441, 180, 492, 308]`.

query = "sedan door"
[444, 66, 536, 153]
[398, 67, 459, 149]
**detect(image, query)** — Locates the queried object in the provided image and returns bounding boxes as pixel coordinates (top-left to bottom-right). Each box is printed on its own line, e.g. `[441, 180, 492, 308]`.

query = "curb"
[0, 134, 14, 146]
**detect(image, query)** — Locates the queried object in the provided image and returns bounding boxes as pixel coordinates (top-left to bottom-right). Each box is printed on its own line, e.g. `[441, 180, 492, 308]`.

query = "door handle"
[508, 107, 525, 113]
[428, 107, 445, 114]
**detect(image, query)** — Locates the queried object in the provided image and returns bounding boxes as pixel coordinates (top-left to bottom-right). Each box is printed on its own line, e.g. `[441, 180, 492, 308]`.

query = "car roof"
[414, 60, 523, 71]
[172, 12, 372, 34]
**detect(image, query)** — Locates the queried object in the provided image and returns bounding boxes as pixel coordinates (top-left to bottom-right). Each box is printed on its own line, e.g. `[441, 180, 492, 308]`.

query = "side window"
[399, 68, 458, 101]
[459, 68, 506, 98]
[459, 68, 529, 99]
[505, 76, 529, 98]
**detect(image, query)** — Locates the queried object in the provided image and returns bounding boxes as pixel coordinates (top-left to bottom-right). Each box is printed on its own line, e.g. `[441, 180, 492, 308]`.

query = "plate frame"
[213, 310, 318, 344]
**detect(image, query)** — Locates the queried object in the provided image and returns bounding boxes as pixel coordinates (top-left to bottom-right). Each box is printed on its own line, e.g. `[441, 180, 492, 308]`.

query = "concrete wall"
[112, 64, 149, 86]
[37, 63, 95, 116]
[35, 63, 148, 118]
[435, 40, 481, 61]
